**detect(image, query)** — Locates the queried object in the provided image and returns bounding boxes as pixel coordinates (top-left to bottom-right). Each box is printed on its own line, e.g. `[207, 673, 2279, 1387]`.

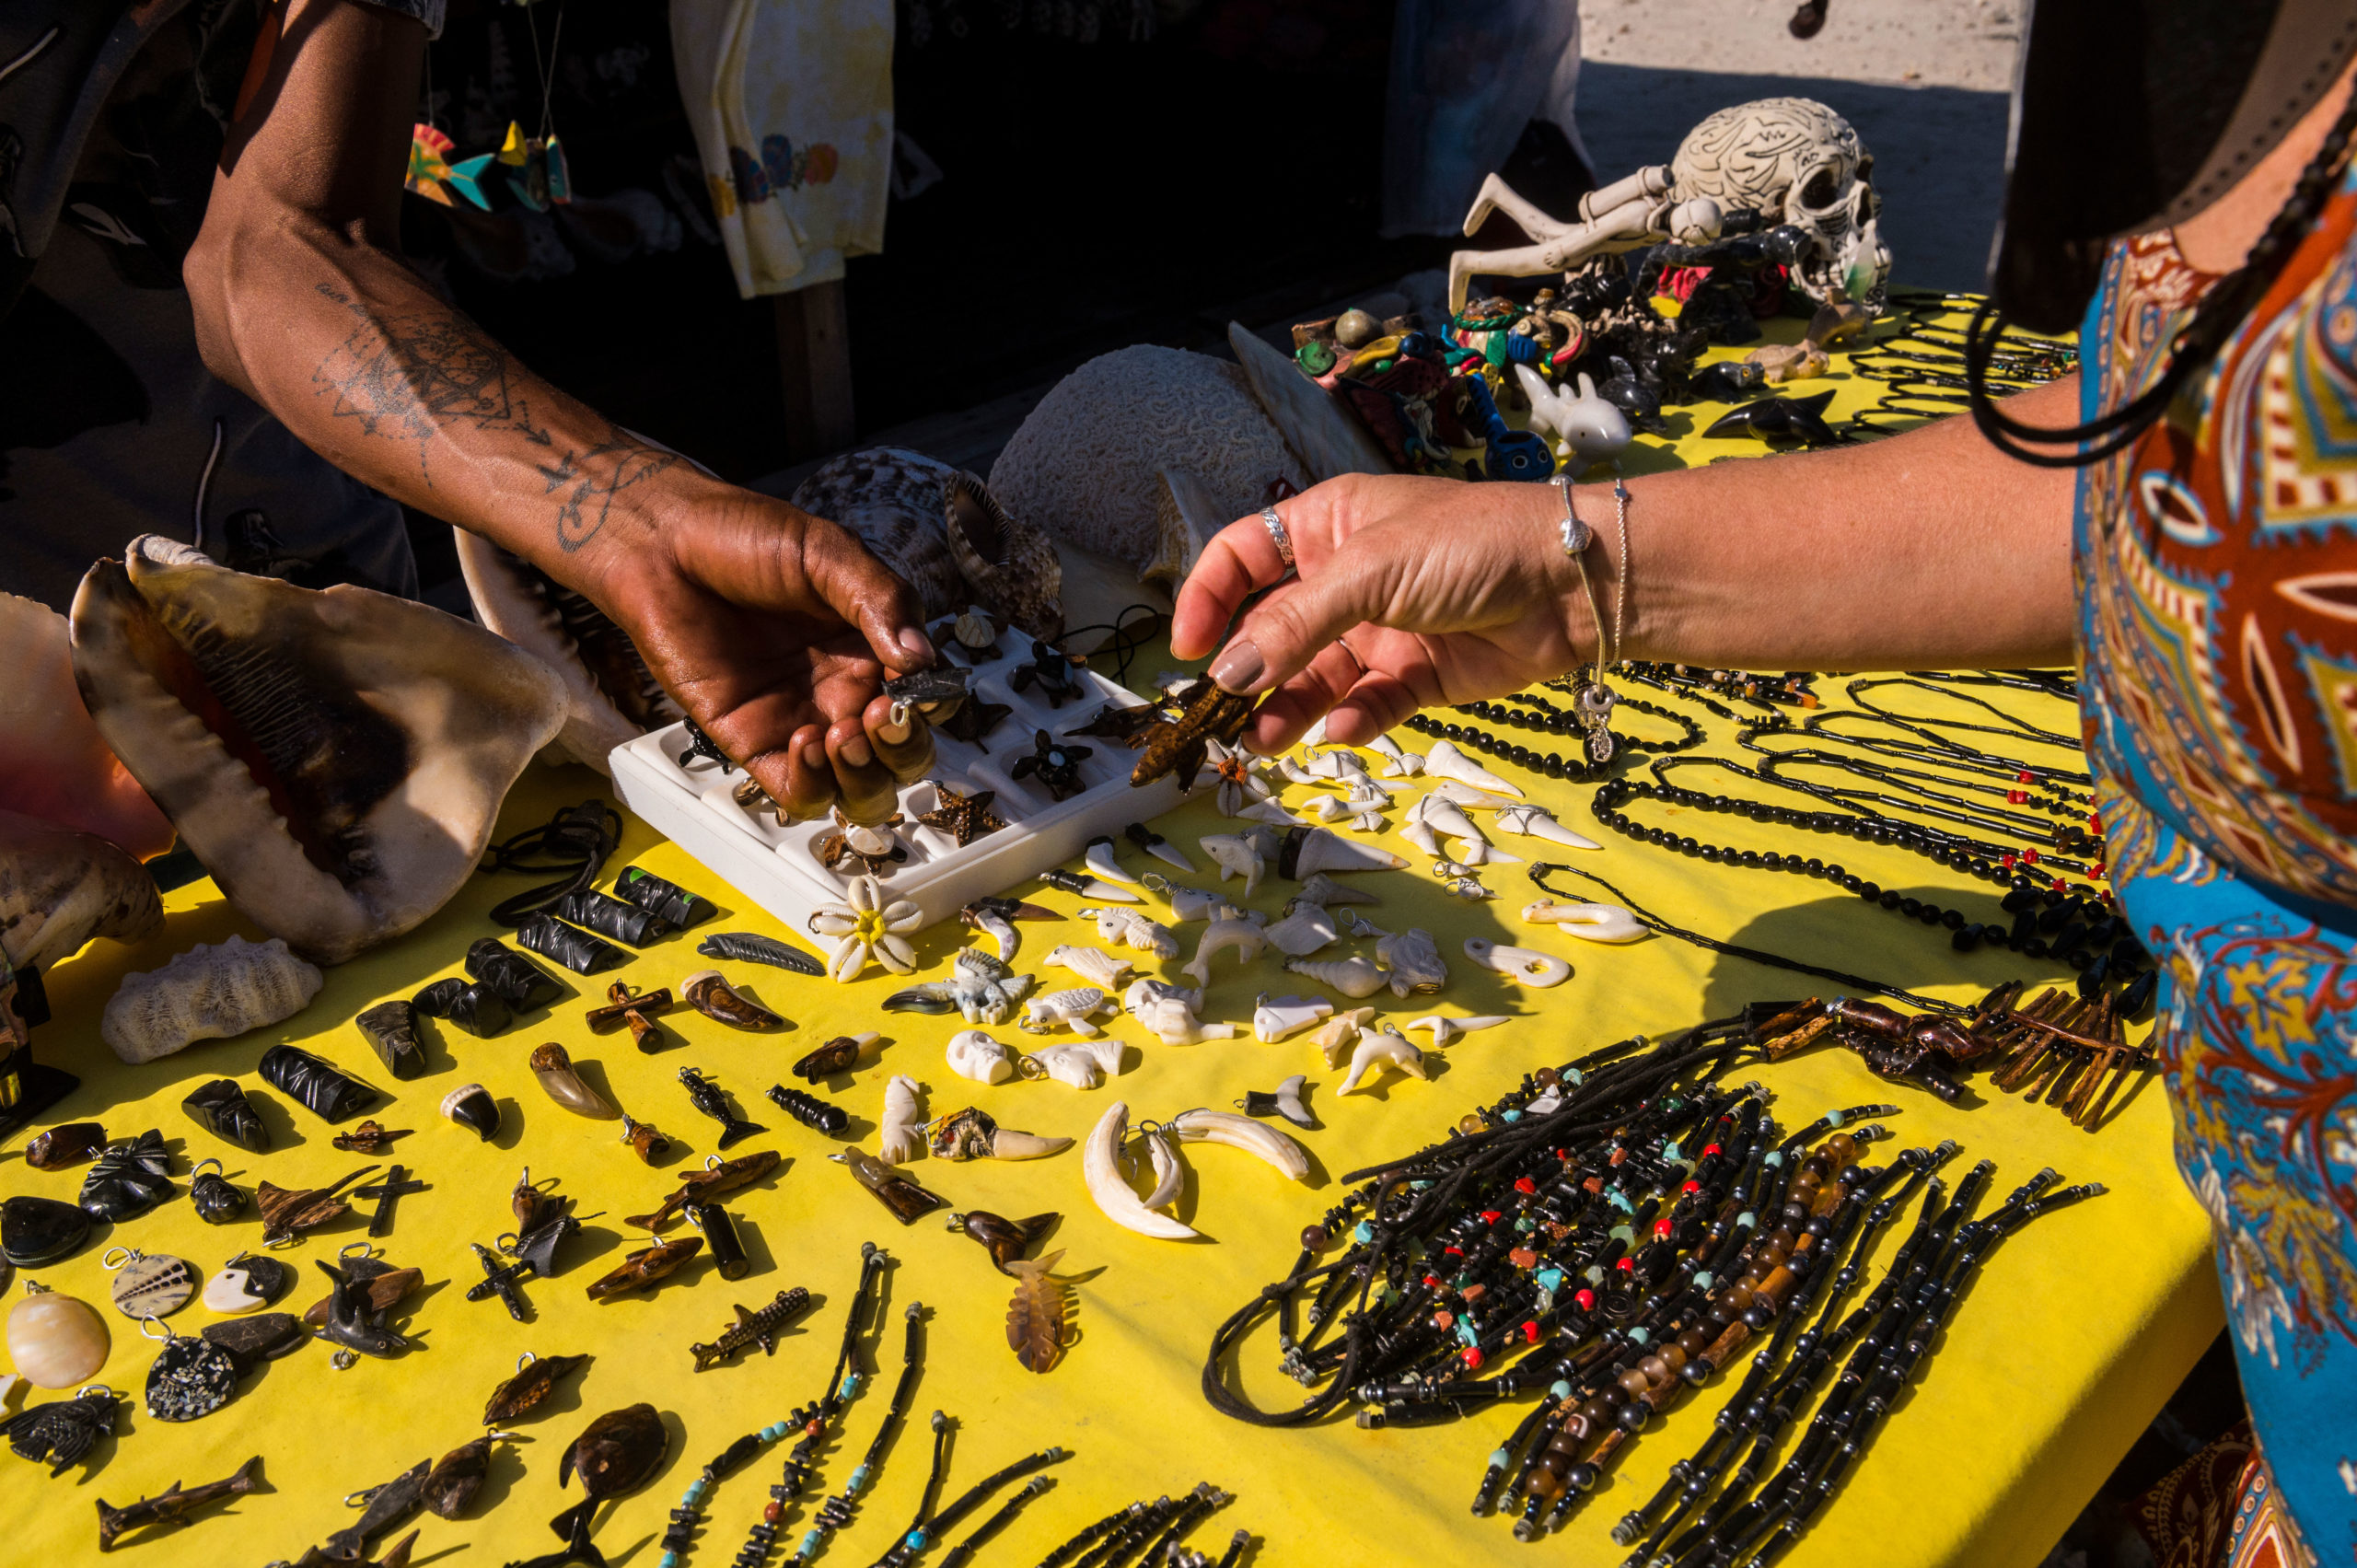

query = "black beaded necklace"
[1400, 669, 1719, 783]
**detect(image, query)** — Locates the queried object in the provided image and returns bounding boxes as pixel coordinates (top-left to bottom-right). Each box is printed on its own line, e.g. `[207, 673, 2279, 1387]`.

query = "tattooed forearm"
[540, 435, 680, 553]
[308, 285, 550, 466]
[306, 283, 675, 551]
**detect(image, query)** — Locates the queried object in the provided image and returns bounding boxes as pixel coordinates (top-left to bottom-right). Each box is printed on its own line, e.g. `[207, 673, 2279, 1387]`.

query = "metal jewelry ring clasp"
[1260, 506, 1296, 568]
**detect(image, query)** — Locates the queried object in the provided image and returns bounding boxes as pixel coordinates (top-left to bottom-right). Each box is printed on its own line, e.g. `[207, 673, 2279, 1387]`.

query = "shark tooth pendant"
[1422, 740, 1522, 797]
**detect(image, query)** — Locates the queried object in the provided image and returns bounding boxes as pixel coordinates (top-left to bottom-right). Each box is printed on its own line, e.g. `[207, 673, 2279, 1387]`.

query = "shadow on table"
[1696, 883, 2073, 1023]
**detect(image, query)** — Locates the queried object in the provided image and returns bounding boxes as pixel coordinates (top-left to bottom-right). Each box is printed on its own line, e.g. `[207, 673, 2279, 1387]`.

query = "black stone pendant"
[1, 1195, 91, 1267]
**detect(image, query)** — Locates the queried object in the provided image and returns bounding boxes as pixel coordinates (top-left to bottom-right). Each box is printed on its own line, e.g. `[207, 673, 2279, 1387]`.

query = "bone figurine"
[1260, 901, 1338, 958]
[1400, 1014, 1511, 1046]
[1047, 945, 1133, 990]
[1021, 1037, 1122, 1089]
[1198, 833, 1266, 898]
[1309, 1007, 1377, 1065]
[1521, 900, 1646, 943]
[1373, 927, 1448, 998]
[1368, 734, 1424, 777]
[1181, 914, 1270, 986]
[1338, 1025, 1428, 1094]
[1463, 937, 1573, 988]
[1250, 993, 1333, 1044]
[1081, 907, 1179, 958]
[1283, 954, 1387, 1000]
[946, 1030, 1016, 1085]
[1018, 987, 1118, 1037]
[1121, 980, 1234, 1045]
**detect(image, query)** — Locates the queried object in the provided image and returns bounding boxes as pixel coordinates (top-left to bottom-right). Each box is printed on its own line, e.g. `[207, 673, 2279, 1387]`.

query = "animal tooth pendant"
[1294, 872, 1377, 909]
[1238, 1074, 1317, 1129]
[1309, 1008, 1377, 1066]
[1400, 816, 1442, 857]
[1082, 906, 1179, 958]
[681, 970, 783, 1030]
[1280, 825, 1407, 877]
[960, 896, 1051, 962]
[1262, 900, 1338, 958]
[1180, 913, 1270, 986]
[1019, 986, 1117, 1037]
[946, 1029, 1016, 1085]
[529, 1043, 619, 1120]
[441, 1083, 502, 1141]
[1047, 944, 1133, 989]
[1368, 733, 1424, 777]
[877, 1075, 926, 1165]
[1374, 927, 1448, 998]
[928, 1107, 1072, 1161]
[1339, 1025, 1428, 1094]
[1463, 936, 1573, 987]
[1284, 954, 1387, 1000]
[1125, 821, 1194, 872]
[1251, 993, 1332, 1043]
[1081, 1102, 1196, 1240]
[1122, 979, 1234, 1045]
[7, 1281, 110, 1388]
[1520, 900, 1645, 942]
[1492, 803, 1600, 850]
[1197, 832, 1266, 897]
[1422, 739, 1522, 796]
[1083, 836, 1140, 887]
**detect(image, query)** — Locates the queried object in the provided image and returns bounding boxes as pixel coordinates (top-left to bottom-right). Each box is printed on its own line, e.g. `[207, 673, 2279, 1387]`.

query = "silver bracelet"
[1552, 475, 1592, 554]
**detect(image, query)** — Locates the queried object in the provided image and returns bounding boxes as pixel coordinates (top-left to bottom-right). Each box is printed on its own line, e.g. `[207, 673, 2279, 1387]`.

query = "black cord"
[1524, 861, 1964, 1015]
[479, 799, 621, 925]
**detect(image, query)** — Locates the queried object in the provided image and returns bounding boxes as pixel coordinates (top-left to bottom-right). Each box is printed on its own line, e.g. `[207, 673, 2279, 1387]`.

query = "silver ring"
[1260, 506, 1295, 568]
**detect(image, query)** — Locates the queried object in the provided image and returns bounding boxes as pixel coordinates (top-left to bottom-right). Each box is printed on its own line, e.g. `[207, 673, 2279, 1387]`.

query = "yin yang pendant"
[202, 1252, 291, 1315]
[104, 1249, 198, 1319]
[143, 1329, 240, 1423]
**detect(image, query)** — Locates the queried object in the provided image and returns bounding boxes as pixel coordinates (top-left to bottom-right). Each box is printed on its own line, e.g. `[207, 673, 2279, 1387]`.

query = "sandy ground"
[1573, 0, 2023, 291]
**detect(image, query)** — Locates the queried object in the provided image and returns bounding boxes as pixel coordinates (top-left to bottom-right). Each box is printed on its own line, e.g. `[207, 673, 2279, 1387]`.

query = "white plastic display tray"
[610, 639, 1185, 934]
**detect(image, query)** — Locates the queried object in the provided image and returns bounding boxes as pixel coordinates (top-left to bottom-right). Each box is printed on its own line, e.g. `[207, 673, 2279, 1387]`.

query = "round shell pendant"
[145, 1333, 239, 1422]
[6, 1286, 111, 1388]
[108, 1251, 198, 1319]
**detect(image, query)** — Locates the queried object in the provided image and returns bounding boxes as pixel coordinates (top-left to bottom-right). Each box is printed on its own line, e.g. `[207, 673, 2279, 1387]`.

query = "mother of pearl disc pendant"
[6, 1285, 111, 1388]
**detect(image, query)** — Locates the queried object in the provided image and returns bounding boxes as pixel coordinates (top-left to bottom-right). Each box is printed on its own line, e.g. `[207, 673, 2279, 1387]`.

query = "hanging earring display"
[508, 4, 574, 211]
[142, 1319, 241, 1423]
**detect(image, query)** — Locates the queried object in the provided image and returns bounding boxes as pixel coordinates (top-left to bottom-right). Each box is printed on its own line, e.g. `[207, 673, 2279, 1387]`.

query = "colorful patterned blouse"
[2078, 170, 2357, 1565]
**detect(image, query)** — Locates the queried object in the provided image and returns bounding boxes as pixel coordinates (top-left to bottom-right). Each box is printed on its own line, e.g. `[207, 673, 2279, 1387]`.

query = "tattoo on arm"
[308, 285, 678, 552]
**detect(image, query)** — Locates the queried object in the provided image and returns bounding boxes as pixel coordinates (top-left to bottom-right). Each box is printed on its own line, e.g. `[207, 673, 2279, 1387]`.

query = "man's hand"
[1171, 473, 1587, 754]
[598, 490, 938, 821]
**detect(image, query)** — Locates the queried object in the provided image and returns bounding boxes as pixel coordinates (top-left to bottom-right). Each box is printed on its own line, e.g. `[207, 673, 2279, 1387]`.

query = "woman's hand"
[1170, 473, 1589, 754]
[591, 492, 939, 822]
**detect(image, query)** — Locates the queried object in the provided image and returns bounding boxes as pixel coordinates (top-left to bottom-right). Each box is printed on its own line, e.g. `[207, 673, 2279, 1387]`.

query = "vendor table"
[1, 320, 2218, 1568]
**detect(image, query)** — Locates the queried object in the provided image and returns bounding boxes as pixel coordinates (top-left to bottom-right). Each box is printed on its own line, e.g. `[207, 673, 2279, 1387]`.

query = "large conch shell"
[0, 593, 172, 854]
[100, 935, 324, 1064]
[69, 537, 567, 964]
[453, 534, 680, 773]
[0, 809, 162, 972]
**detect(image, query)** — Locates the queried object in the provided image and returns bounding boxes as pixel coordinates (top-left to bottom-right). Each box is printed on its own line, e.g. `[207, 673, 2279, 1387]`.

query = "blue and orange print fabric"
[2077, 172, 2357, 1565]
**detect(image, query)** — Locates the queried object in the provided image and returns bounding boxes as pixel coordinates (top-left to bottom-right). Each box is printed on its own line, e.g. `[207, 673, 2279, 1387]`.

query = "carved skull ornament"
[1667, 97, 1891, 311]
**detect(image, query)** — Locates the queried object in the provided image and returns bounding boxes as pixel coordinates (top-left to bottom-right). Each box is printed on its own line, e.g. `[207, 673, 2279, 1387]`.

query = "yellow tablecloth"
[1, 331, 2218, 1568]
